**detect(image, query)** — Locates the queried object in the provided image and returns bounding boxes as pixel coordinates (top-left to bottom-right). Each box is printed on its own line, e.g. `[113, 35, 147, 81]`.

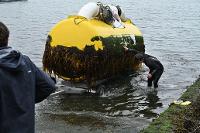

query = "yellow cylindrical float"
[43, 15, 145, 87]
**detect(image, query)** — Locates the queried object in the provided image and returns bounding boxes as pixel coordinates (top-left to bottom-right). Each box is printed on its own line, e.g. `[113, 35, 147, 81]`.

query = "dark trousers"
[148, 69, 163, 88]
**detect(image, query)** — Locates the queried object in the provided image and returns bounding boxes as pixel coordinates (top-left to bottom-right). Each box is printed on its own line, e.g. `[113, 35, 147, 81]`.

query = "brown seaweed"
[43, 35, 144, 88]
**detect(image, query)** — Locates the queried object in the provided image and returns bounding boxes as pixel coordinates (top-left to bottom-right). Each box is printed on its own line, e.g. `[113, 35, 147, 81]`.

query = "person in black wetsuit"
[124, 45, 164, 88]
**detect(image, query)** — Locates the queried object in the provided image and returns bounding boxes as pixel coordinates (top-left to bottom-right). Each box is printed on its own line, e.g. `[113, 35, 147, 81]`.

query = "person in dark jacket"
[0, 21, 56, 133]
[124, 45, 164, 88]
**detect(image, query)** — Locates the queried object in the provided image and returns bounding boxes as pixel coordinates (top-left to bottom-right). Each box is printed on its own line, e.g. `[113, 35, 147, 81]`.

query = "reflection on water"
[36, 74, 162, 132]
[1, 0, 200, 132]
[58, 75, 161, 118]
[140, 89, 162, 118]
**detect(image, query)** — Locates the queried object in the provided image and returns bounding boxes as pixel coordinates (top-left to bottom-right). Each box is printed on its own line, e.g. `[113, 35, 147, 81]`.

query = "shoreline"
[140, 76, 200, 133]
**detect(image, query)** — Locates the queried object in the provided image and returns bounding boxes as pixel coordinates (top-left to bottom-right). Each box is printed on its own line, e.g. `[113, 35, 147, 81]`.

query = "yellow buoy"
[43, 15, 145, 87]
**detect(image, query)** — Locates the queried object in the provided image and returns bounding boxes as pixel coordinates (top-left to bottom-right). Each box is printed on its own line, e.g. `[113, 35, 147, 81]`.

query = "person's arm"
[35, 68, 56, 103]
[23, 55, 56, 103]
[123, 45, 140, 54]
[150, 69, 157, 75]
[146, 57, 160, 77]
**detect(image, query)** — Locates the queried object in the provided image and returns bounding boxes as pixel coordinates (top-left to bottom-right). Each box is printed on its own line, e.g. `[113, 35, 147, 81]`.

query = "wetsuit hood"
[0, 46, 23, 71]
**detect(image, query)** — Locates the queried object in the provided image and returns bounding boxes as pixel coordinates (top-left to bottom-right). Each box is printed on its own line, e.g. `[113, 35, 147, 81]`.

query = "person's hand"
[147, 73, 152, 79]
[123, 44, 129, 51]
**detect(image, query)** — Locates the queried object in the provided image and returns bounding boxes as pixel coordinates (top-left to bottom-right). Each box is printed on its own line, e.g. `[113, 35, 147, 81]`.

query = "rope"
[74, 16, 87, 25]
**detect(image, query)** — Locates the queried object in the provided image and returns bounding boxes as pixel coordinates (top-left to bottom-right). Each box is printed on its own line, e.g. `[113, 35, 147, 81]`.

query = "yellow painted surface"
[49, 15, 143, 50]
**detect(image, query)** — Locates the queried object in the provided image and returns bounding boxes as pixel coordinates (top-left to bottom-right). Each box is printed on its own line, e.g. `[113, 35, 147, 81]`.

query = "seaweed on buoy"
[43, 35, 144, 88]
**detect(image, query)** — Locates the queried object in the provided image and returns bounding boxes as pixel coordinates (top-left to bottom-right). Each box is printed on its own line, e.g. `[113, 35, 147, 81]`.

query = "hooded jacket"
[0, 46, 56, 133]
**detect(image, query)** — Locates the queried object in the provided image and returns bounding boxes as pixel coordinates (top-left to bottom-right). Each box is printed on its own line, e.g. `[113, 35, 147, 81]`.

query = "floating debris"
[173, 100, 191, 106]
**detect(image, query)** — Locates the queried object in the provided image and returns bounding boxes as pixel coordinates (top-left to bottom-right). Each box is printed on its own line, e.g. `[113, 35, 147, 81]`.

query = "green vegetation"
[141, 77, 200, 133]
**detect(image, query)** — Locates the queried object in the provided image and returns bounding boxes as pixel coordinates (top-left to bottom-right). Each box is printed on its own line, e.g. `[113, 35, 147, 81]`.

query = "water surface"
[1, 0, 200, 132]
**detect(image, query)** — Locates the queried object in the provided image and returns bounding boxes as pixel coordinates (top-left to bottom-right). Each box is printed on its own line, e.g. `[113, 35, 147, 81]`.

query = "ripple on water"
[1, 0, 200, 132]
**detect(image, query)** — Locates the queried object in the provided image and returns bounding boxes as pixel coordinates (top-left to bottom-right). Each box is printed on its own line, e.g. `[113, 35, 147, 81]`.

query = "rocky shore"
[140, 76, 200, 133]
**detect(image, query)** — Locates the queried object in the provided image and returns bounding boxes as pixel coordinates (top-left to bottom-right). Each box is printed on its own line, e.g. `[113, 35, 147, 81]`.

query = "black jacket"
[127, 48, 164, 75]
[0, 47, 56, 133]
[143, 54, 164, 75]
